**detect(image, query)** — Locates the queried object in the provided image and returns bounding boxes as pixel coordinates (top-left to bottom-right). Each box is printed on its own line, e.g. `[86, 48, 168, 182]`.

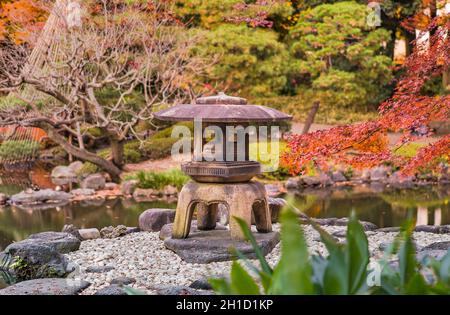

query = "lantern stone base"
[162, 222, 279, 264]
[172, 181, 272, 240]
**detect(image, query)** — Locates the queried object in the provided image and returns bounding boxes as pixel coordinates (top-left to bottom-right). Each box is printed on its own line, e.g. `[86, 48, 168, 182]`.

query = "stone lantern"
[154, 93, 292, 241]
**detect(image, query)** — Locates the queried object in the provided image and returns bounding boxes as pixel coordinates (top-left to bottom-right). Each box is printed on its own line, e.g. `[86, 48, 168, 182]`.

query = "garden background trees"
[0, 0, 205, 181]
[287, 1, 394, 110]
[0, 0, 447, 178]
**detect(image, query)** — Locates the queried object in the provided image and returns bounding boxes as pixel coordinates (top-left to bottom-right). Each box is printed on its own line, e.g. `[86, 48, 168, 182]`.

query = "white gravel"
[66, 224, 450, 295]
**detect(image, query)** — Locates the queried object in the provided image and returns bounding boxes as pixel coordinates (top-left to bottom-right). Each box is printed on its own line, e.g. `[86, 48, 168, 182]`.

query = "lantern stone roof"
[154, 92, 292, 123]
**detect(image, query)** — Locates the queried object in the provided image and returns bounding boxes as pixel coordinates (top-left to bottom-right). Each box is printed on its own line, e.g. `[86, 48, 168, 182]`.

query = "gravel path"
[66, 224, 450, 295]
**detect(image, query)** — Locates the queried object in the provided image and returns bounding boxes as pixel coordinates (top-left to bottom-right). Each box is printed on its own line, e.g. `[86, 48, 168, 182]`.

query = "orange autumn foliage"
[352, 131, 389, 154]
[0, 0, 47, 44]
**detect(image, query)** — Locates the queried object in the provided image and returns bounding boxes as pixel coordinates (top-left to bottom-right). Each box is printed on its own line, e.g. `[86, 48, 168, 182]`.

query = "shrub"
[210, 207, 450, 295]
[0, 140, 40, 161]
[125, 169, 189, 191]
[142, 138, 179, 160]
[76, 162, 99, 177]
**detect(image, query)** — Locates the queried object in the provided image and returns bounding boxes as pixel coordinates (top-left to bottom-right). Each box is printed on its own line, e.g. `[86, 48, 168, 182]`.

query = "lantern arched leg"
[172, 187, 197, 239]
[197, 202, 219, 231]
[252, 199, 272, 233]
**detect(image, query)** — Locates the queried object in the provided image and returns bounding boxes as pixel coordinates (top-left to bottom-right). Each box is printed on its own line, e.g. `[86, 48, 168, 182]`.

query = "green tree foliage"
[288, 1, 394, 109]
[193, 24, 290, 97]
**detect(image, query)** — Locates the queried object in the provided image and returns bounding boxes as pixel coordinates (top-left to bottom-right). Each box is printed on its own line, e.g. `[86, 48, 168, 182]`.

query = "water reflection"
[0, 198, 176, 251]
[289, 184, 449, 228]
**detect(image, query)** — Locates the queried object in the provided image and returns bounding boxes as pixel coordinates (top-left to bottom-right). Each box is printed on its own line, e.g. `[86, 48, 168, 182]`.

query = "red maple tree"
[282, 15, 449, 176]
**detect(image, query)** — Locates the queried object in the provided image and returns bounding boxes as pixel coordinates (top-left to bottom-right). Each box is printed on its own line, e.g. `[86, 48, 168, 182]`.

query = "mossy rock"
[76, 162, 99, 177]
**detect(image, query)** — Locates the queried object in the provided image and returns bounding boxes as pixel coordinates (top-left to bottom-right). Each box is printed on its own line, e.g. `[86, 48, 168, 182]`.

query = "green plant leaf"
[232, 248, 272, 293]
[269, 208, 314, 295]
[310, 219, 342, 254]
[404, 273, 429, 295]
[209, 278, 233, 295]
[230, 261, 260, 295]
[311, 255, 327, 294]
[398, 220, 417, 288]
[322, 246, 347, 294]
[233, 216, 272, 275]
[437, 251, 450, 286]
[345, 212, 370, 294]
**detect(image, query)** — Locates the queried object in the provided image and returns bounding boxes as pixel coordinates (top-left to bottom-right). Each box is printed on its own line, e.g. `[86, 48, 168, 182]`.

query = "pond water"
[287, 184, 450, 228]
[0, 165, 449, 253]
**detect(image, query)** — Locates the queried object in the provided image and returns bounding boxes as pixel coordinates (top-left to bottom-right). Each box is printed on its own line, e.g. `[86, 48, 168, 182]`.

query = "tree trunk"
[110, 138, 124, 167]
[444, 68, 450, 91]
[42, 124, 122, 182]
[403, 29, 416, 57]
[302, 101, 320, 135]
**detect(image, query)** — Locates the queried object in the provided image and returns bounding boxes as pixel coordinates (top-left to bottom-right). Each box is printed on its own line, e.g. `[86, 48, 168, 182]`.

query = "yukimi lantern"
[154, 93, 292, 240]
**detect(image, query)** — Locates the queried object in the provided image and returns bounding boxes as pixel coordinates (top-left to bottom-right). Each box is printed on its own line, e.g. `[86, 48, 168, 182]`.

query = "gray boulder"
[2, 231, 79, 280]
[94, 284, 127, 296]
[265, 184, 283, 197]
[268, 197, 286, 223]
[105, 183, 119, 191]
[164, 227, 279, 264]
[417, 250, 449, 262]
[133, 188, 158, 201]
[370, 166, 389, 182]
[10, 189, 71, 206]
[331, 171, 347, 182]
[51, 166, 76, 179]
[100, 225, 128, 239]
[421, 241, 450, 252]
[4, 243, 72, 280]
[388, 172, 415, 189]
[155, 285, 212, 296]
[86, 265, 115, 273]
[81, 174, 106, 190]
[110, 277, 136, 286]
[62, 224, 82, 241]
[78, 228, 100, 240]
[26, 232, 81, 254]
[361, 169, 371, 182]
[121, 180, 139, 195]
[300, 176, 321, 186]
[68, 161, 84, 174]
[138, 209, 176, 232]
[159, 221, 227, 241]
[0, 278, 90, 295]
[309, 217, 378, 231]
[71, 188, 96, 197]
[335, 218, 378, 231]
[162, 185, 178, 196]
[189, 278, 213, 290]
[376, 227, 401, 233]
[285, 177, 301, 190]
[319, 173, 333, 186]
